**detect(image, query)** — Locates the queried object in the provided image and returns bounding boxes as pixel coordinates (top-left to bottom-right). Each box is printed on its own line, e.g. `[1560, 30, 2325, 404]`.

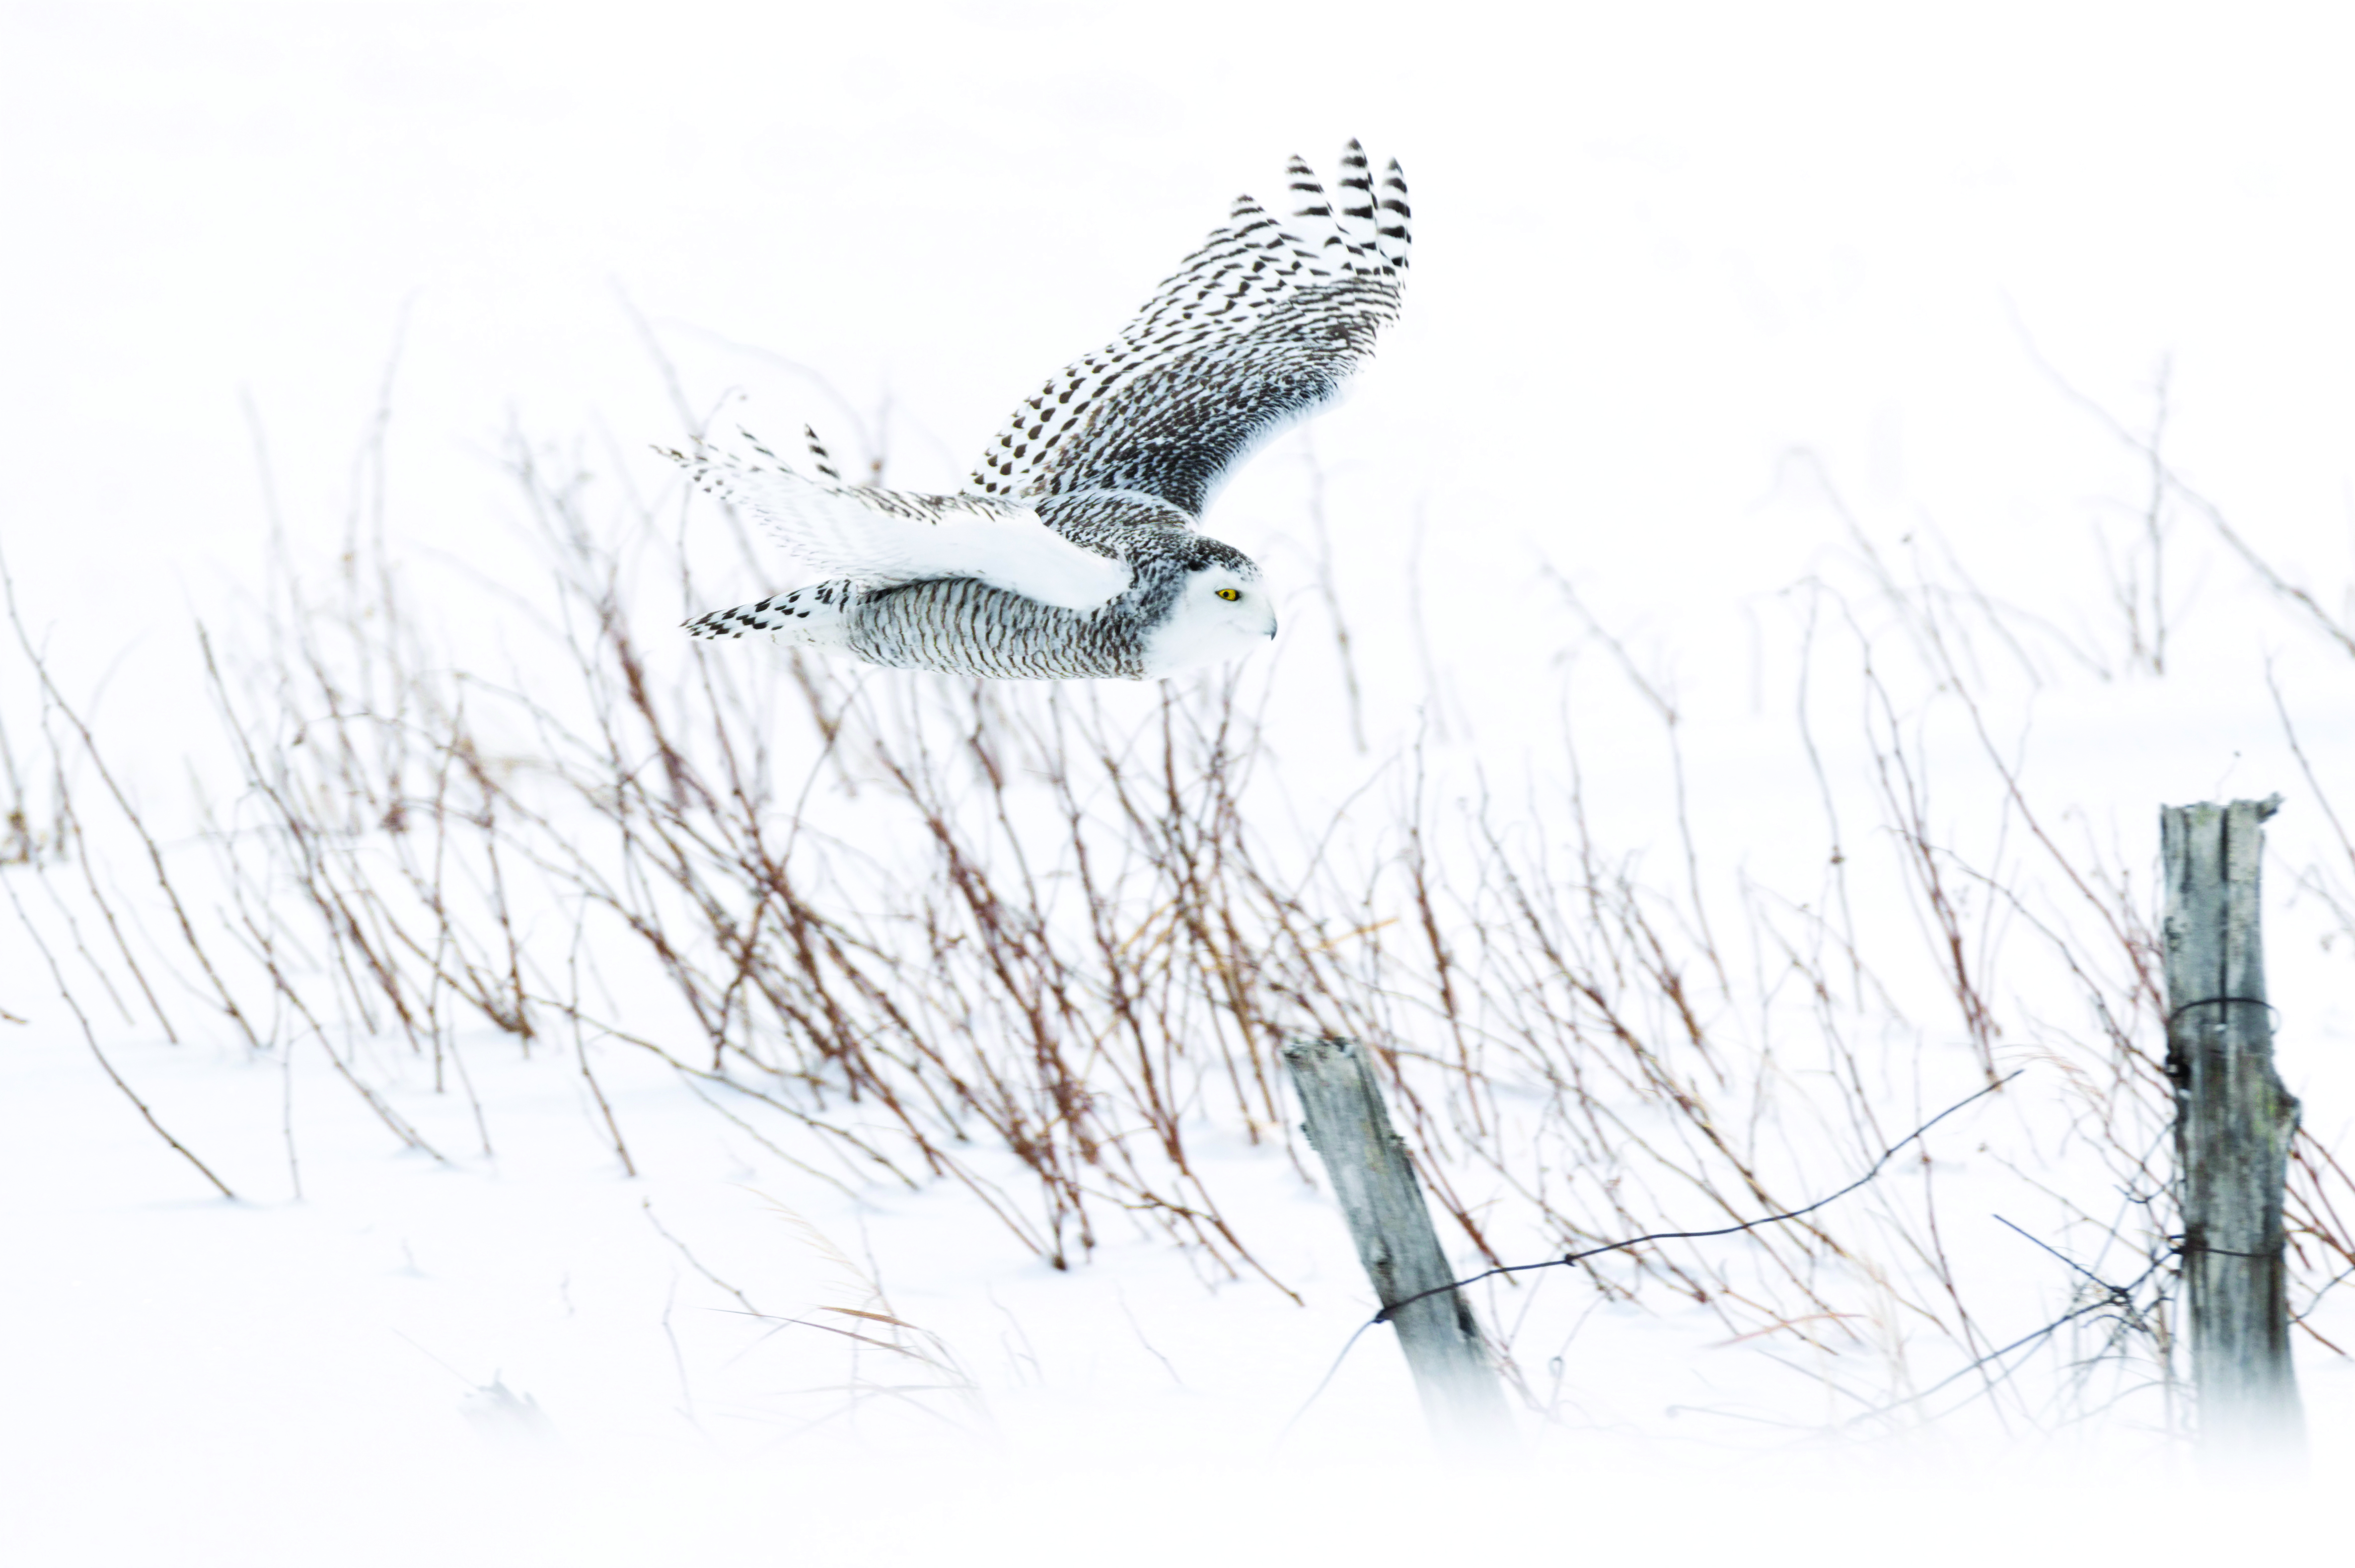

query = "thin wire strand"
[1374, 1069, 2024, 1324]
[1272, 1319, 1380, 1451]
[2294, 1261, 2355, 1323]
[1994, 1213, 2135, 1303]
[2166, 995, 2277, 1025]
[1841, 1245, 2178, 1428]
[1278, 1071, 2023, 1439]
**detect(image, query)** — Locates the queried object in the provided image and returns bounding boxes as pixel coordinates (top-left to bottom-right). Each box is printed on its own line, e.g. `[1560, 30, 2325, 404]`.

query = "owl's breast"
[846, 578, 1148, 680]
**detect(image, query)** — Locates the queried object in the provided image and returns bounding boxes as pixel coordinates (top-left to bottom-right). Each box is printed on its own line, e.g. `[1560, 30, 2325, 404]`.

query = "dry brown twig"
[10, 392, 2353, 1443]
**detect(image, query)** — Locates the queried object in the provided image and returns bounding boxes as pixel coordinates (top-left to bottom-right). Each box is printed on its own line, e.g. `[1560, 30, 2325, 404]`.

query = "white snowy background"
[5, 3, 2355, 1563]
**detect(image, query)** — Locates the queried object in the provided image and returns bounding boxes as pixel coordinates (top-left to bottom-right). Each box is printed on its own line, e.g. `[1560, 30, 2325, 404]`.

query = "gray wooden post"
[1282, 1035, 1512, 1452]
[2161, 796, 2305, 1457]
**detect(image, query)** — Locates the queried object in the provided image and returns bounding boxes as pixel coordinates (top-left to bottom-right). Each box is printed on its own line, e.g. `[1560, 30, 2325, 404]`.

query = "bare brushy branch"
[14, 421, 2353, 1441]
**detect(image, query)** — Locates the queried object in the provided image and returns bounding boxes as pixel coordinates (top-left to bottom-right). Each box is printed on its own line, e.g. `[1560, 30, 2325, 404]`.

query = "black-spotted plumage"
[674, 142, 1411, 681]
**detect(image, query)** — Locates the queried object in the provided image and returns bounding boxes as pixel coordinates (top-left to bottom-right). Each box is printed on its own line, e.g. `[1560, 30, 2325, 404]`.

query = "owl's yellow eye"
[1215, 587, 1241, 601]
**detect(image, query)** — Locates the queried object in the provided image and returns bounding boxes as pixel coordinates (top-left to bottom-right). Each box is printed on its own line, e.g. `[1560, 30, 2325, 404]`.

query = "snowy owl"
[668, 141, 1411, 680]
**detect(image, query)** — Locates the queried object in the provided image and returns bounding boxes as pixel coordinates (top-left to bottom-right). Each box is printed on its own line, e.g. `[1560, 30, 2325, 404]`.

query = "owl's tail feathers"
[683, 583, 855, 645]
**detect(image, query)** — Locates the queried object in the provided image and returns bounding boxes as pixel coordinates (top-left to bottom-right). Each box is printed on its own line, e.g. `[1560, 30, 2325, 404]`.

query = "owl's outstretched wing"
[666, 428, 1131, 612]
[966, 141, 1410, 519]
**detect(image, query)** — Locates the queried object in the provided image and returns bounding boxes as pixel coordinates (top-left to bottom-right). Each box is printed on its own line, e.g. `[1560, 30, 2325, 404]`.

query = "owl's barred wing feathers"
[966, 141, 1410, 517]
[666, 429, 1131, 613]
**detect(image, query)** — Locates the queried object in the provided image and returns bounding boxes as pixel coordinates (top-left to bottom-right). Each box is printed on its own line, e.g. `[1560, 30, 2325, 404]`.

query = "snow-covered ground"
[6, 973, 2350, 1564]
[7, 4, 2355, 1562]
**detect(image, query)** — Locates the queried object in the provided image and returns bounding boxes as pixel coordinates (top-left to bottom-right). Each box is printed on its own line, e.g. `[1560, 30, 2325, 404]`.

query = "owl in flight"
[670, 142, 1410, 680]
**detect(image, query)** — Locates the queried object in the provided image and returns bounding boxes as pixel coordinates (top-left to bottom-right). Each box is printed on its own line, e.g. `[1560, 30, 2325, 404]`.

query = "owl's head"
[1139, 555, 1277, 677]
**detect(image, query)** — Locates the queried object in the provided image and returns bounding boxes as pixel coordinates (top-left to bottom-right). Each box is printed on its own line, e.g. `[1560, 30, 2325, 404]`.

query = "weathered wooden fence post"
[1281, 1035, 1512, 1453]
[2161, 795, 2305, 1457]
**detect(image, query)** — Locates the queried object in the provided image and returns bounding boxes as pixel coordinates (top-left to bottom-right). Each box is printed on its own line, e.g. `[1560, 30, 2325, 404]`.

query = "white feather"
[669, 435, 1130, 613]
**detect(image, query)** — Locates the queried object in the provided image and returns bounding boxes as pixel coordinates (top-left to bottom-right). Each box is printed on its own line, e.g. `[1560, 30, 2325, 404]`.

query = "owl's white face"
[1139, 563, 1278, 677]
